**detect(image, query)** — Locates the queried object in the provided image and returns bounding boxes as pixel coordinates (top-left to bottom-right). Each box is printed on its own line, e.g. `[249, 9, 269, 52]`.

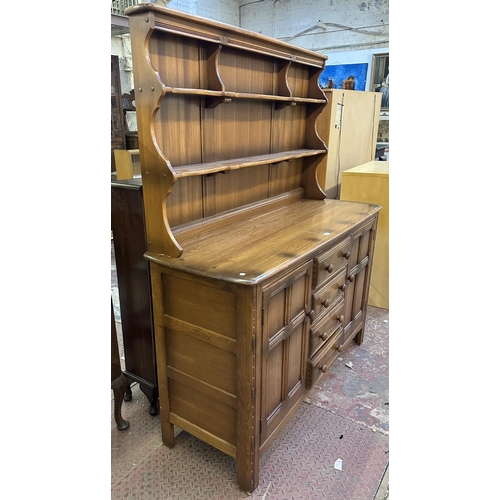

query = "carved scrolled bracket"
[275, 60, 293, 110]
[302, 67, 328, 200]
[128, 12, 183, 257]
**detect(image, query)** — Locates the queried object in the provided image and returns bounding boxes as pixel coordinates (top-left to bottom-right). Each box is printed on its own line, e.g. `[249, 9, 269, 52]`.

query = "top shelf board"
[125, 4, 328, 68]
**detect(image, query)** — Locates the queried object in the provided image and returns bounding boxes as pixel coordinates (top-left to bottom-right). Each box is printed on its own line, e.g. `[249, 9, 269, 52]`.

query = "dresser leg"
[148, 398, 159, 416]
[124, 384, 133, 402]
[355, 327, 365, 345]
[139, 383, 159, 415]
[112, 373, 131, 430]
[161, 420, 176, 448]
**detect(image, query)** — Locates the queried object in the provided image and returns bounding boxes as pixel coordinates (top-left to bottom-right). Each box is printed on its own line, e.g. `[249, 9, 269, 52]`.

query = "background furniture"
[111, 299, 131, 430]
[126, 4, 380, 492]
[341, 161, 389, 309]
[111, 178, 158, 415]
[114, 149, 141, 180]
[377, 111, 389, 143]
[111, 55, 126, 173]
[316, 88, 382, 199]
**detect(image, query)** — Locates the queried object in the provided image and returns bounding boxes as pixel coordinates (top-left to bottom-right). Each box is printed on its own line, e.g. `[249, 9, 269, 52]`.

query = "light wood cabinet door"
[260, 260, 312, 447]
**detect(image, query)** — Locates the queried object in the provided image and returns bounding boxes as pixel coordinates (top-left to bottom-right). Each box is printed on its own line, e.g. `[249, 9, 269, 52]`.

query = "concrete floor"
[112, 246, 389, 499]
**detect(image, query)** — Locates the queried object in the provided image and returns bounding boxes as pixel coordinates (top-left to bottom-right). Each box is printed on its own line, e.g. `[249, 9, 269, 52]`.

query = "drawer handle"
[343, 251, 351, 260]
[319, 332, 328, 341]
[325, 264, 335, 273]
[339, 284, 347, 292]
[348, 274, 355, 282]
[320, 364, 328, 373]
[336, 314, 345, 324]
[336, 344, 343, 352]
[321, 299, 331, 308]
[306, 309, 316, 321]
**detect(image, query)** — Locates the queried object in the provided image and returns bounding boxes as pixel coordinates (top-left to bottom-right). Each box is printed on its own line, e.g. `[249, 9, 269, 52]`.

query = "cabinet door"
[260, 260, 312, 447]
[343, 218, 377, 345]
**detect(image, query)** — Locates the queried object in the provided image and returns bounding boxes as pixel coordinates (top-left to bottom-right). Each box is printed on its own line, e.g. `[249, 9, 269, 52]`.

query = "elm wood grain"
[149, 262, 260, 491]
[260, 261, 311, 448]
[147, 199, 380, 284]
[313, 237, 351, 288]
[202, 100, 273, 164]
[160, 89, 325, 104]
[111, 180, 159, 415]
[125, 6, 380, 493]
[309, 300, 344, 358]
[172, 188, 304, 240]
[342, 217, 378, 347]
[311, 274, 346, 315]
[147, 206, 379, 491]
[306, 327, 343, 389]
[127, 5, 328, 257]
[126, 4, 327, 68]
[173, 149, 325, 177]
[145, 201, 379, 494]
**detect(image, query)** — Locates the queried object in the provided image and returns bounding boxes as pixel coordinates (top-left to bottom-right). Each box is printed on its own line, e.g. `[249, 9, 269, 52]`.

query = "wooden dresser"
[125, 4, 381, 492]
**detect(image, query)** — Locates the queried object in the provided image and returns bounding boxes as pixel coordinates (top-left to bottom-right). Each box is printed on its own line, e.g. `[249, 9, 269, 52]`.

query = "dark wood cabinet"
[111, 179, 158, 415]
[124, 4, 380, 492]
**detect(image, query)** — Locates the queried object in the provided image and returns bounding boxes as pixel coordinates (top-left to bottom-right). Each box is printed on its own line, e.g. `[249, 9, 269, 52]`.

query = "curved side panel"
[303, 67, 328, 200]
[277, 60, 293, 98]
[128, 12, 183, 257]
[207, 44, 225, 91]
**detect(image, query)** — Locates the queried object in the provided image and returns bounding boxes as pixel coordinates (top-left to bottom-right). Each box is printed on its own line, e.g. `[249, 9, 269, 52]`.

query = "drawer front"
[313, 237, 351, 289]
[306, 327, 343, 389]
[309, 300, 345, 357]
[311, 270, 346, 323]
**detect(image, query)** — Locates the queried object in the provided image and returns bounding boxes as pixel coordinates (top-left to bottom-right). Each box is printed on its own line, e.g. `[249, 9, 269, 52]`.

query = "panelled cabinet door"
[343, 219, 377, 344]
[260, 260, 313, 447]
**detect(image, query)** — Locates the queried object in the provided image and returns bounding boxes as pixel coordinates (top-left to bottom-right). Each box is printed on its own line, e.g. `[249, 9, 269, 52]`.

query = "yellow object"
[340, 161, 389, 309]
[114, 149, 141, 180]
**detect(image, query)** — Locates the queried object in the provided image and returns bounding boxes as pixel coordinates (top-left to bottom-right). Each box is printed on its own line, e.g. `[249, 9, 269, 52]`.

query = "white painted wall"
[238, 0, 389, 90]
[111, 0, 389, 91]
[166, 0, 239, 25]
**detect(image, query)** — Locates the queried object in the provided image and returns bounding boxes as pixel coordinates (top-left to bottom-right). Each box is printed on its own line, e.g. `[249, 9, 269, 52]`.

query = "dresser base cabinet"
[146, 200, 379, 493]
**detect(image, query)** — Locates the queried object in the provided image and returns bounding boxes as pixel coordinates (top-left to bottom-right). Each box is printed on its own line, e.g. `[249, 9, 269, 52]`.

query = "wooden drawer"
[313, 237, 351, 288]
[309, 300, 345, 358]
[306, 327, 343, 389]
[311, 270, 346, 323]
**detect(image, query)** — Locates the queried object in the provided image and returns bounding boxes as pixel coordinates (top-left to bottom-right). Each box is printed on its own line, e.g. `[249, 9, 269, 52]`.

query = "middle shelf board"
[173, 149, 326, 178]
[163, 86, 326, 105]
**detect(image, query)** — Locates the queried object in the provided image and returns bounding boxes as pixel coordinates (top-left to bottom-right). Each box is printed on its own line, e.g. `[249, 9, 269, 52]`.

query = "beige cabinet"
[340, 161, 389, 309]
[316, 89, 382, 199]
